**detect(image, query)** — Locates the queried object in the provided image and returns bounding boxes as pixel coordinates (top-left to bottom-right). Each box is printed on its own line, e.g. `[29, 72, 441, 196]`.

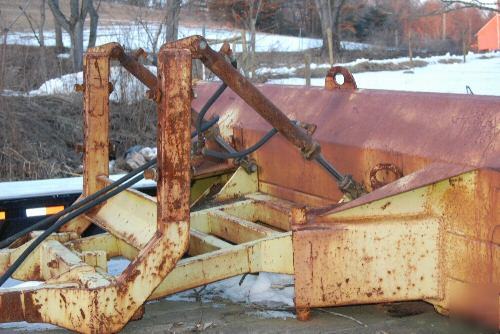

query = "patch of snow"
[2, 23, 377, 54]
[247, 310, 296, 320]
[2, 24, 324, 53]
[341, 41, 371, 51]
[0, 278, 43, 290]
[258, 51, 500, 78]
[96, 258, 294, 307]
[0, 89, 27, 97]
[28, 65, 157, 103]
[270, 53, 500, 96]
[166, 272, 294, 308]
[256, 66, 296, 76]
[56, 53, 71, 59]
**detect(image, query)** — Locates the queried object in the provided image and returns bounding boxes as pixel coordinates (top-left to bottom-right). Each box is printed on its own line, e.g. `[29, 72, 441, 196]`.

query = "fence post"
[305, 52, 311, 87]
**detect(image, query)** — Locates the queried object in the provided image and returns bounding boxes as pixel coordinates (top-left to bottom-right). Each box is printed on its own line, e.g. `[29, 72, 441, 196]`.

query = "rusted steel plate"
[293, 168, 499, 328]
[193, 82, 499, 202]
[193, 75, 499, 328]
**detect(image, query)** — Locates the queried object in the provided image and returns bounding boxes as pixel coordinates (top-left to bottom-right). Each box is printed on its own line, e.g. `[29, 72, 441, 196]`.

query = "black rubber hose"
[0, 174, 145, 287]
[196, 84, 227, 151]
[202, 128, 278, 160]
[0, 158, 157, 249]
[195, 58, 237, 152]
[0, 118, 219, 250]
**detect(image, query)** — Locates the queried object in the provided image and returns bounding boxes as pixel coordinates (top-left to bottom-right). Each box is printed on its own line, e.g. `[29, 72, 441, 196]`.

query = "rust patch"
[0, 292, 24, 322]
[23, 291, 43, 323]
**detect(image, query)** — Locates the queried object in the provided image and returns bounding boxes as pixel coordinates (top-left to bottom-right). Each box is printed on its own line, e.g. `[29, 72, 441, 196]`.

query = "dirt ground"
[0, 300, 494, 333]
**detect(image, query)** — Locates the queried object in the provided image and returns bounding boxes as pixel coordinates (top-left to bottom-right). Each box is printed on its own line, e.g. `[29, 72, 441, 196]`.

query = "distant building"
[476, 14, 500, 51]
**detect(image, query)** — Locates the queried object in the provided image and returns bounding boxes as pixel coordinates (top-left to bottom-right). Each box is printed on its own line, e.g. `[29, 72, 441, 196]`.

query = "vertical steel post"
[156, 48, 192, 231]
[82, 51, 110, 197]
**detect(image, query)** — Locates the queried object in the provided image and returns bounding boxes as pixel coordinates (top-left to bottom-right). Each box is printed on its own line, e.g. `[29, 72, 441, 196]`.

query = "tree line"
[209, 0, 494, 57]
[2, 0, 497, 72]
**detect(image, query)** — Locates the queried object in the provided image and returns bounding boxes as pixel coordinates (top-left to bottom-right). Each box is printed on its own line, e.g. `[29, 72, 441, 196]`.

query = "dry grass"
[0, 44, 73, 91]
[438, 58, 463, 64]
[0, 94, 156, 181]
[290, 59, 428, 80]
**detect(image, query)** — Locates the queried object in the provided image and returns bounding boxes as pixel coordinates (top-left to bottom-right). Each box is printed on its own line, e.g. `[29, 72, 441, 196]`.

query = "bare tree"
[314, 0, 347, 58]
[230, 0, 264, 78]
[39, 0, 46, 46]
[52, 0, 64, 52]
[48, 0, 99, 70]
[88, 0, 99, 48]
[137, 0, 182, 54]
[164, 0, 182, 43]
[441, 0, 500, 12]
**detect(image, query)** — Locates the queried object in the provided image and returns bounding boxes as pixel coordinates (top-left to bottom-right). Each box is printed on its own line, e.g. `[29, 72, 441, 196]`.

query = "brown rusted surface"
[3, 39, 499, 330]
[157, 48, 192, 226]
[163, 36, 321, 160]
[191, 70, 498, 328]
[116, 51, 157, 91]
[291, 168, 499, 327]
[325, 66, 357, 90]
[295, 307, 311, 321]
[192, 81, 499, 203]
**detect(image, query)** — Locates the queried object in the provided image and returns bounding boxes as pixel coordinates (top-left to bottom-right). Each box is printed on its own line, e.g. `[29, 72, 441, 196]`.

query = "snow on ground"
[28, 65, 158, 103]
[3, 23, 329, 53]
[259, 50, 500, 78]
[22, 50, 500, 102]
[0, 257, 294, 329]
[2, 21, 374, 53]
[106, 258, 294, 308]
[271, 52, 500, 96]
[247, 310, 296, 320]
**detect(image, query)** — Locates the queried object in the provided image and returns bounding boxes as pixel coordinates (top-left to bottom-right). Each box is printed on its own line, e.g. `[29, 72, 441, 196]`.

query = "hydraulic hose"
[195, 58, 237, 152]
[195, 83, 227, 151]
[0, 159, 157, 249]
[0, 174, 145, 287]
[202, 128, 278, 160]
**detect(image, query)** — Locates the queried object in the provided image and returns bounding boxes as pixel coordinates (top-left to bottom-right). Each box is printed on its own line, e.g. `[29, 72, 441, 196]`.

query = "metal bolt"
[146, 89, 161, 103]
[74, 84, 85, 93]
